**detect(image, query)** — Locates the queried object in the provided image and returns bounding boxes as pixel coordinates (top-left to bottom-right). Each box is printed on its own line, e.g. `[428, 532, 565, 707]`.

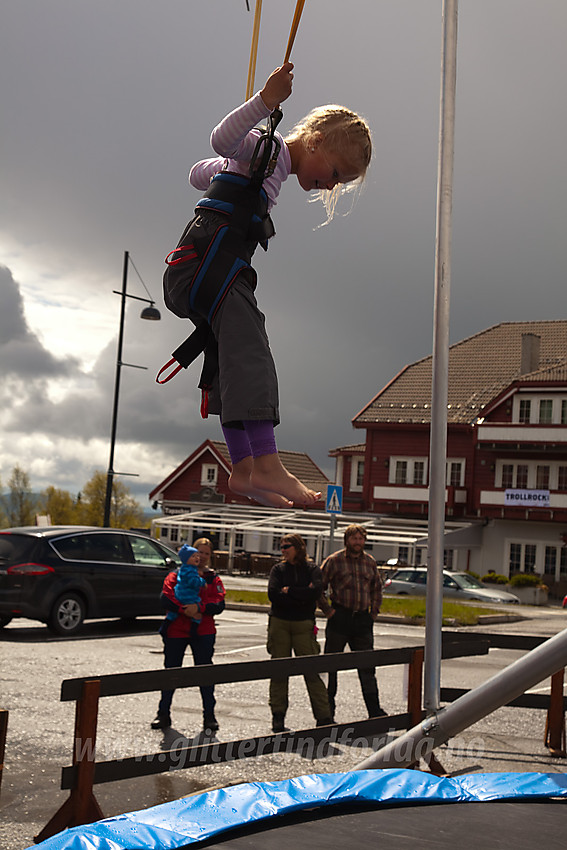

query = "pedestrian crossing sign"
[326, 484, 343, 514]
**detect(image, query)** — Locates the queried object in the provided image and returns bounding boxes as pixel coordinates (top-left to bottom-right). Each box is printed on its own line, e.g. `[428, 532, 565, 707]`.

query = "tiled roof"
[354, 320, 567, 426]
[210, 441, 331, 492]
[521, 357, 567, 384]
[329, 443, 366, 456]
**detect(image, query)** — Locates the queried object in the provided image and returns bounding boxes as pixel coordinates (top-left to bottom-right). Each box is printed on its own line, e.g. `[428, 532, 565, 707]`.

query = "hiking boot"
[272, 714, 290, 733]
[370, 708, 388, 719]
[203, 715, 219, 733]
[150, 713, 171, 730]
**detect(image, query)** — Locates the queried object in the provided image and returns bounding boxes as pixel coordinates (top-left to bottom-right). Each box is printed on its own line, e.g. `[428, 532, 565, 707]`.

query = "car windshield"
[454, 573, 485, 589]
[0, 533, 37, 564]
[393, 570, 417, 582]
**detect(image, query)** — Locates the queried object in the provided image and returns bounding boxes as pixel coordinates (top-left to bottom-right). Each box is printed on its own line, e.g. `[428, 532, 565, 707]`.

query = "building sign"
[163, 504, 189, 516]
[504, 489, 550, 507]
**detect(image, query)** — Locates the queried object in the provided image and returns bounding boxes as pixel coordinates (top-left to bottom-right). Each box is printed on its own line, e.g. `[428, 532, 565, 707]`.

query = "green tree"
[77, 470, 146, 528]
[1, 465, 35, 527]
[0, 476, 7, 528]
[39, 486, 80, 525]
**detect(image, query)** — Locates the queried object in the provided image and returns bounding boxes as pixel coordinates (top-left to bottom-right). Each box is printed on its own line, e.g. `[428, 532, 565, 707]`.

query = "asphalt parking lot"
[1, 588, 566, 850]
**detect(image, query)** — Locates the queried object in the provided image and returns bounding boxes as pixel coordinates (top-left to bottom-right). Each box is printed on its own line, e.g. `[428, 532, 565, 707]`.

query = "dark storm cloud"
[0, 266, 79, 379]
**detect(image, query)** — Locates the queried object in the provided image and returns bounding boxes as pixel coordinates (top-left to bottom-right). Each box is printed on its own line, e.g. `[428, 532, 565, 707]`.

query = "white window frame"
[496, 460, 565, 490]
[539, 399, 553, 424]
[446, 459, 465, 487]
[201, 463, 218, 486]
[518, 398, 531, 424]
[413, 461, 425, 486]
[349, 456, 365, 493]
[389, 457, 429, 486]
[512, 392, 567, 425]
[506, 539, 558, 577]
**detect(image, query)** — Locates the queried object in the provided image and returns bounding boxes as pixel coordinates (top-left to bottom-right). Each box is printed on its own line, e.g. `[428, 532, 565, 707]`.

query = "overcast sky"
[1, 1, 566, 507]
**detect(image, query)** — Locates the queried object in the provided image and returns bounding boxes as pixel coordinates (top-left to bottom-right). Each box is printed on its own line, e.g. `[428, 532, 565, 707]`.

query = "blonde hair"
[193, 537, 214, 564]
[286, 105, 372, 223]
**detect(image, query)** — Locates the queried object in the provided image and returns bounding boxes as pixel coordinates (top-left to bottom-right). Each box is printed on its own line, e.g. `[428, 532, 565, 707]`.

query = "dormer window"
[519, 399, 531, 423]
[513, 393, 567, 424]
[539, 399, 553, 424]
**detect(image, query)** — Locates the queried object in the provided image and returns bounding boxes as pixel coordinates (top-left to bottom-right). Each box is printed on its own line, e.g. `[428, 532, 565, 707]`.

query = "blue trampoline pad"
[31, 770, 567, 850]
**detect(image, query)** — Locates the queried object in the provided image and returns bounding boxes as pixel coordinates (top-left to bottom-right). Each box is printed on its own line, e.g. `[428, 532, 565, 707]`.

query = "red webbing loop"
[156, 358, 184, 384]
[165, 245, 198, 267]
[200, 388, 210, 419]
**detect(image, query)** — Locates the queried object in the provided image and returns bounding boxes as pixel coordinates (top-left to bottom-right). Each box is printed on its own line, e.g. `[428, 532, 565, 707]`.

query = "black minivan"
[0, 526, 180, 636]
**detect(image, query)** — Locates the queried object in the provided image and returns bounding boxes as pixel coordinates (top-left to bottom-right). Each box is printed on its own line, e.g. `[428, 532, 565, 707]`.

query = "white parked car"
[383, 568, 520, 604]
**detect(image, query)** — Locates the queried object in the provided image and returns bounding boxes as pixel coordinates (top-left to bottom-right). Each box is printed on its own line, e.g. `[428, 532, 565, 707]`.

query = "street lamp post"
[103, 251, 161, 527]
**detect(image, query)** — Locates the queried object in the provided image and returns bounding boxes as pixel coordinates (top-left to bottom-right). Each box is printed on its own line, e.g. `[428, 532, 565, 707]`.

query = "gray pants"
[207, 275, 279, 426]
[267, 615, 331, 722]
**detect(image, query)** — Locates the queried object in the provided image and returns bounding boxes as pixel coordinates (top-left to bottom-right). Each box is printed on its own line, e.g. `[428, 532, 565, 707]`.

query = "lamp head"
[140, 303, 161, 321]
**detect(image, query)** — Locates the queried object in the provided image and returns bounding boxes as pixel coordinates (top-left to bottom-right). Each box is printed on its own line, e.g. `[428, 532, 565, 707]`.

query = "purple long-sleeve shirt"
[189, 92, 292, 211]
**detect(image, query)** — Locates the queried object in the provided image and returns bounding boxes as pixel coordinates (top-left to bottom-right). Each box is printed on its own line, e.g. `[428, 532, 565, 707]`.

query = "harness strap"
[196, 173, 275, 247]
[155, 322, 219, 419]
[249, 107, 283, 188]
[158, 113, 283, 401]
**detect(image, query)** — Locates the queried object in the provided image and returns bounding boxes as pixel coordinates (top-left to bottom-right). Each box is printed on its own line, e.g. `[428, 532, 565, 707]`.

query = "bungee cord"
[245, 0, 307, 99]
[245, 0, 263, 100]
[283, 0, 306, 64]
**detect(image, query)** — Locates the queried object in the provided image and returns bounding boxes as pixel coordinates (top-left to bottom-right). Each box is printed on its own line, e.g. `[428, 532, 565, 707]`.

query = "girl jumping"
[163, 62, 372, 508]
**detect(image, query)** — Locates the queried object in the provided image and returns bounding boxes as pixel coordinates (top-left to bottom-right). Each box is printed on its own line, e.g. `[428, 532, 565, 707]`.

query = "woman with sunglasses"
[266, 533, 332, 732]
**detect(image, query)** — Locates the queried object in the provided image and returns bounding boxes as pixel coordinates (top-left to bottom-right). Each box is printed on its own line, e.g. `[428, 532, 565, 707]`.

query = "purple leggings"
[222, 421, 277, 466]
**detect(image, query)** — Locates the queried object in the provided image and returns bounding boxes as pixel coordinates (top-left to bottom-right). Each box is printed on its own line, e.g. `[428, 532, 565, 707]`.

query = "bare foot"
[250, 453, 321, 506]
[228, 459, 293, 508]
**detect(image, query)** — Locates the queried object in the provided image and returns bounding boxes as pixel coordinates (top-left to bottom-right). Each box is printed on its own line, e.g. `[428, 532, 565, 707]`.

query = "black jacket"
[268, 559, 323, 621]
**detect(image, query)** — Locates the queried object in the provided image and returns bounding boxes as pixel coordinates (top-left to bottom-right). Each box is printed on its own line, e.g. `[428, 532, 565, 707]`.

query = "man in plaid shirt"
[320, 524, 387, 720]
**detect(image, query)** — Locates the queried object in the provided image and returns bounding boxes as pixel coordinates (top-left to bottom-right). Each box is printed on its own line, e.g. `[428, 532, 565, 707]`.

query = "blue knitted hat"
[178, 544, 199, 564]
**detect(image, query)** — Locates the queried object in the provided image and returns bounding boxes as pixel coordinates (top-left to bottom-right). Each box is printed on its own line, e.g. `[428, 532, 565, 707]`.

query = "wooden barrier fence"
[35, 632, 565, 842]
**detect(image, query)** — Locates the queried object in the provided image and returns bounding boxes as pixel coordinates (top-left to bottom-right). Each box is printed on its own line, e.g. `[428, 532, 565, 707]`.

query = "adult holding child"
[267, 533, 333, 733]
[151, 537, 225, 734]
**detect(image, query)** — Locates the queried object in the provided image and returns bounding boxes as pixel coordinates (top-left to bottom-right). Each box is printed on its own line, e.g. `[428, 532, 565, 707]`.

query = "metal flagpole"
[424, 0, 459, 712]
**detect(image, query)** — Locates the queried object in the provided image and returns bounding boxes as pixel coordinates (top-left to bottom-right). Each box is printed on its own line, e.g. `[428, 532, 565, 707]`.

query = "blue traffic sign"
[326, 484, 343, 514]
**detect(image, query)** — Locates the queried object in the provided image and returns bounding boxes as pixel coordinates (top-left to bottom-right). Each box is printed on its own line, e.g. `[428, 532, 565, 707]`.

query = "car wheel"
[0, 615, 12, 628]
[48, 593, 86, 636]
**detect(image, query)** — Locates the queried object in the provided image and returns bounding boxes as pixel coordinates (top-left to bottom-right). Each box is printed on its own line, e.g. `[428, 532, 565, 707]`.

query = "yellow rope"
[245, 0, 263, 100]
[283, 0, 306, 64]
[245, 0, 307, 100]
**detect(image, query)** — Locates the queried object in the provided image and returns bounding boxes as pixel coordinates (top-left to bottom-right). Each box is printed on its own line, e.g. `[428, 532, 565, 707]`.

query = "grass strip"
[224, 588, 499, 626]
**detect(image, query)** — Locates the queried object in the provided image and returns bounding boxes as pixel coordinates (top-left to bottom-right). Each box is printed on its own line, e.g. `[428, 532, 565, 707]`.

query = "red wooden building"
[331, 321, 567, 595]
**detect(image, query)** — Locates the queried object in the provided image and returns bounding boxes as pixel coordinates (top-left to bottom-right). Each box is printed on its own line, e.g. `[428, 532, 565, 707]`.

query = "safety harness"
[157, 108, 283, 419]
